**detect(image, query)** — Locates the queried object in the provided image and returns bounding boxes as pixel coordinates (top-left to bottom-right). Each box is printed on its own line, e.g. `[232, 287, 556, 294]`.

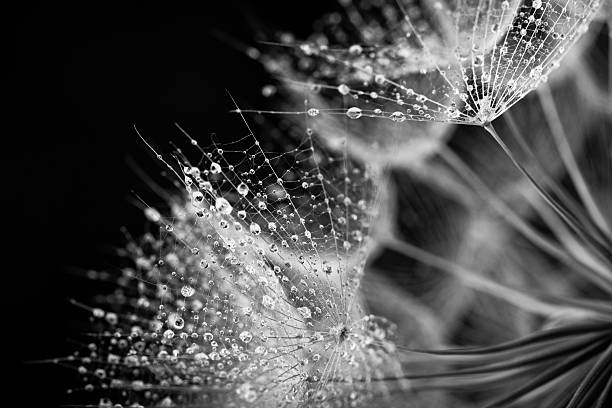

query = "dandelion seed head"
[265, 0, 602, 126]
[66, 118, 405, 406]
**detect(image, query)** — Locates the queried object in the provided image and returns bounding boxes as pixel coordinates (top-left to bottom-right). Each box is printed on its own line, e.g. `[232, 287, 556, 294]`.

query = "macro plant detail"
[60, 115, 413, 407]
[43, 0, 612, 407]
[262, 0, 603, 125]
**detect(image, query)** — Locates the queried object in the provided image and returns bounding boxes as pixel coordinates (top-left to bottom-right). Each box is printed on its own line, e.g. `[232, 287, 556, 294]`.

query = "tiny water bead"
[297, 306, 312, 319]
[167, 313, 185, 330]
[239, 330, 253, 343]
[346, 107, 363, 119]
[390, 111, 406, 123]
[210, 162, 222, 174]
[237, 182, 249, 196]
[249, 222, 261, 235]
[215, 197, 233, 215]
[262, 294, 275, 309]
[337, 83, 350, 95]
[180, 285, 195, 297]
[307, 108, 320, 117]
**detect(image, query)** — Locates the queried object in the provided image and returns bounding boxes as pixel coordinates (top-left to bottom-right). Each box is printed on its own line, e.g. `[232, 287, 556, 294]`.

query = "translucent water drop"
[144, 208, 161, 222]
[168, 313, 185, 330]
[268, 222, 277, 232]
[337, 84, 350, 95]
[210, 162, 221, 174]
[239, 331, 253, 343]
[447, 107, 461, 119]
[105, 313, 118, 325]
[348, 44, 363, 55]
[250, 223, 261, 235]
[297, 306, 312, 319]
[261, 84, 276, 97]
[262, 295, 276, 309]
[390, 111, 406, 122]
[237, 210, 247, 219]
[533, 0, 542, 9]
[215, 197, 233, 215]
[307, 108, 320, 117]
[529, 65, 543, 80]
[180, 285, 195, 297]
[194, 352, 209, 361]
[191, 191, 204, 203]
[346, 107, 362, 119]
[374, 74, 386, 85]
[237, 183, 249, 196]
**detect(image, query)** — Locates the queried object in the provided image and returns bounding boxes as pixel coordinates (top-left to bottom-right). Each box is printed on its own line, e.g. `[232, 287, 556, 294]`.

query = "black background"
[8, 1, 331, 406]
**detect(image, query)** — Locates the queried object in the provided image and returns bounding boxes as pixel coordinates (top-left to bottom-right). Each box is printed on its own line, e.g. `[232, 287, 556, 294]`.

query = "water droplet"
[262, 295, 276, 309]
[307, 108, 320, 117]
[348, 44, 363, 55]
[239, 331, 253, 343]
[250, 223, 261, 235]
[390, 111, 406, 122]
[337, 84, 350, 95]
[529, 65, 543, 80]
[237, 183, 249, 196]
[181, 285, 195, 297]
[210, 162, 221, 174]
[297, 306, 312, 319]
[168, 313, 184, 330]
[215, 197, 233, 215]
[346, 107, 363, 119]
[261, 84, 276, 97]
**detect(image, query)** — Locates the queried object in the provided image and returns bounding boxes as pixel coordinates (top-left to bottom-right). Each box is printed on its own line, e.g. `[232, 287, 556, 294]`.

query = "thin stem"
[383, 236, 612, 317]
[483, 122, 612, 269]
[439, 148, 612, 292]
[538, 84, 611, 238]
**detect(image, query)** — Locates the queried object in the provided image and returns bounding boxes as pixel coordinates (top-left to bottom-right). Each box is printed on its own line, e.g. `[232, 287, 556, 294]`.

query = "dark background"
[8, 1, 331, 406]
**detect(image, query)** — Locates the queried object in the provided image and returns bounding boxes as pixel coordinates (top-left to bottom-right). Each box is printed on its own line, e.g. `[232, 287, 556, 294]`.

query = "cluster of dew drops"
[267, 0, 601, 126]
[66, 127, 402, 408]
